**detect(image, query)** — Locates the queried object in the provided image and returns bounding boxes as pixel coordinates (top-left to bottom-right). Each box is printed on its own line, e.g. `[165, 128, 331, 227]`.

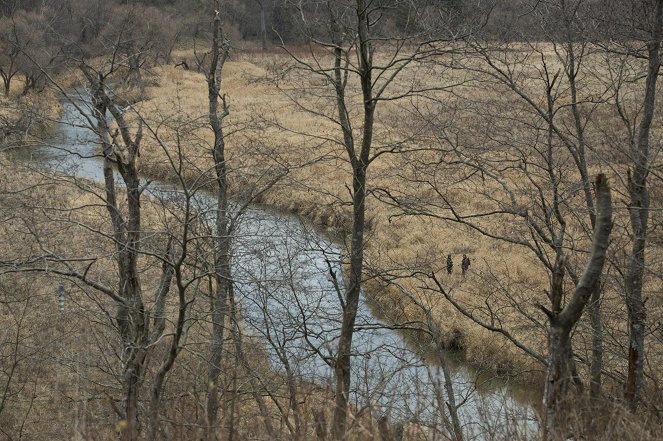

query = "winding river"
[18, 90, 539, 439]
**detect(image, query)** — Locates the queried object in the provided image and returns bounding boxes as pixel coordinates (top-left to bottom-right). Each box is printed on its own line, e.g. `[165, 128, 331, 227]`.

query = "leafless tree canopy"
[1, 1, 663, 441]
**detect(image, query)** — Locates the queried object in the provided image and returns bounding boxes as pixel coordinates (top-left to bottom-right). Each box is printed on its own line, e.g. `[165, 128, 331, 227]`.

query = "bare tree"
[540, 175, 613, 438]
[202, 4, 292, 436]
[276, 1, 471, 437]
[0, 9, 47, 97]
[615, 0, 663, 412]
[203, 3, 233, 438]
[1, 55, 218, 439]
[368, 3, 625, 435]
[254, 0, 269, 50]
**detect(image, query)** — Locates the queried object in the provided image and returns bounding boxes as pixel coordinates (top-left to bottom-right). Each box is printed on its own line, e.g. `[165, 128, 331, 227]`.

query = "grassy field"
[0, 157, 360, 440]
[1, 40, 662, 439]
[115, 44, 663, 393]
[0, 164, 448, 440]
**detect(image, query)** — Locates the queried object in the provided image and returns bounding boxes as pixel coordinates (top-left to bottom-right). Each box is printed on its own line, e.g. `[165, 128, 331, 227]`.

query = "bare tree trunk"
[542, 175, 613, 439]
[438, 349, 463, 441]
[109, 99, 148, 441]
[331, 2, 374, 438]
[426, 342, 464, 441]
[377, 416, 395, 441]
[227, 366, 237, 441]
[20, 74, 35, 96]
[624, 0, 663, 411]
[588, 284, 603, 399]
[544, 323, 574, 439]
[205, 6, 232, 439]
[147, 262, 187, 441]
[281, 352, 304, 441]
[81, 66, 151, 441]
[314, 410, 327, 441]
[259, 0, 267, 50]
[1, 63, 14, 97]
[331, 163, 366, 440]
[559, 10, 605, 398]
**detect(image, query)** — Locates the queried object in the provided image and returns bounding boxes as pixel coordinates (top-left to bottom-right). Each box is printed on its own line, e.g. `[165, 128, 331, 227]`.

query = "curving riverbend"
[19, 90, 539, 440]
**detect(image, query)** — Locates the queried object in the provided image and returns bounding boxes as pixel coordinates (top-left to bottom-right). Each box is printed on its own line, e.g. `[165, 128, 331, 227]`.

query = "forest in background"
[1, 1, 663, 440]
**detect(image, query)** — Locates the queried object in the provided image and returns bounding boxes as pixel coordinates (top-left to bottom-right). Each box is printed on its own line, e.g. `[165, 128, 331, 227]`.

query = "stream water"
[17, 90, 539, 439]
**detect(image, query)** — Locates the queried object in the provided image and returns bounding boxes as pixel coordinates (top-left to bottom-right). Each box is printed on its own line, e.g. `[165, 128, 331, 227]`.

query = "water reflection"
[18, 91, 540, 440]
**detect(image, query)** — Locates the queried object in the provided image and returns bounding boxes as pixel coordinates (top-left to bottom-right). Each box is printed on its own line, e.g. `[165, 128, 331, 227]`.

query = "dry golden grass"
[0, 154, 411, 439]
[141, 45, 660, 392]
[0, 80, 62, 148]
[19, 44, 663, 397]
[4, 40, 663, 436]
[128, 50, 569, 377]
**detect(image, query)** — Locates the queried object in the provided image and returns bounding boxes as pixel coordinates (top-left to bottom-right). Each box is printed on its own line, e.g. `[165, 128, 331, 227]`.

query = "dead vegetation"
[2, 0, 663, 436]
[123, 49, 625, 375]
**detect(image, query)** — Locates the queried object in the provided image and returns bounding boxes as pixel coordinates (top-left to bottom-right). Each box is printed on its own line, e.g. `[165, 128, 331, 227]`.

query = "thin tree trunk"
[227, 286, 276, 438]
[260, 0, 267, 50]
[281, 351, 303, 441]
[1, 61, 15, 97]
[82, 71, 149, 441]
[205, 6, 232, 439]
[542, 175, 613, 439]
[314, 410, 327, 440]
[227, 366, 237, 441]
[423, 303, 463, 441]
[21, 74, 35, 96]
[624, 0, 663, 411]
[331, 164, 366, 440]
[560, 16, 604, 398]
[331, 2, 374, 437]
[588, 284, 603, 399]
[440, 352, 463, 441]
[147, 267, 185, 441]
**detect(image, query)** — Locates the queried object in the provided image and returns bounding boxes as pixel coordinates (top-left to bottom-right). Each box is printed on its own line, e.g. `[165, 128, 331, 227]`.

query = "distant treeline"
[0, 0, 651, 48]
[0, 0, 654, 96]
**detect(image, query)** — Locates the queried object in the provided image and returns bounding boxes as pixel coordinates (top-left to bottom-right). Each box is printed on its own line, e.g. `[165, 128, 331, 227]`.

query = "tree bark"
[259, 0, 267, 50]
[544, 322, 574, 438]
[543, 174, 613, 439]
[147, 265, 185, 441]
[624, 0, 663, 411]
[331, 161, 367, 440]
[2, 75, 10, 96]
[205, 6, 232, 439]
[331, 2, 374, 439]
[433, 344, 463, 441]
[558, 7, 605, 397]
[81, 66, 151, 441]
[588, 283, 603, 399]
[227, 287, 276, 439]
[0, 57, 17, 97]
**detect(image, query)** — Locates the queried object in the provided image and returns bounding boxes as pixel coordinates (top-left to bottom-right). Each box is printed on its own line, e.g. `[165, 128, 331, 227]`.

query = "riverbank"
[3, 92, 538, 439]
[124, 56, 550, 383]
[0, 88, 61, 148]
[6, 52, 663, 438]
[127, 50, 663, 398]
[2, 62, 542, 382]
[0, 158, 353, 440]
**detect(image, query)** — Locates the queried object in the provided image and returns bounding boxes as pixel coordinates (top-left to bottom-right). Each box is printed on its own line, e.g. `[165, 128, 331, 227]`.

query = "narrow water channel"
[18, 89, 539, 440]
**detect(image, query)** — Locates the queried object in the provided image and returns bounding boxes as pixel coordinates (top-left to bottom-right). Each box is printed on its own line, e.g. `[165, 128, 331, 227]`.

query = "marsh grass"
[111, 47, 663, 393]
[3, 41, 663, 438]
